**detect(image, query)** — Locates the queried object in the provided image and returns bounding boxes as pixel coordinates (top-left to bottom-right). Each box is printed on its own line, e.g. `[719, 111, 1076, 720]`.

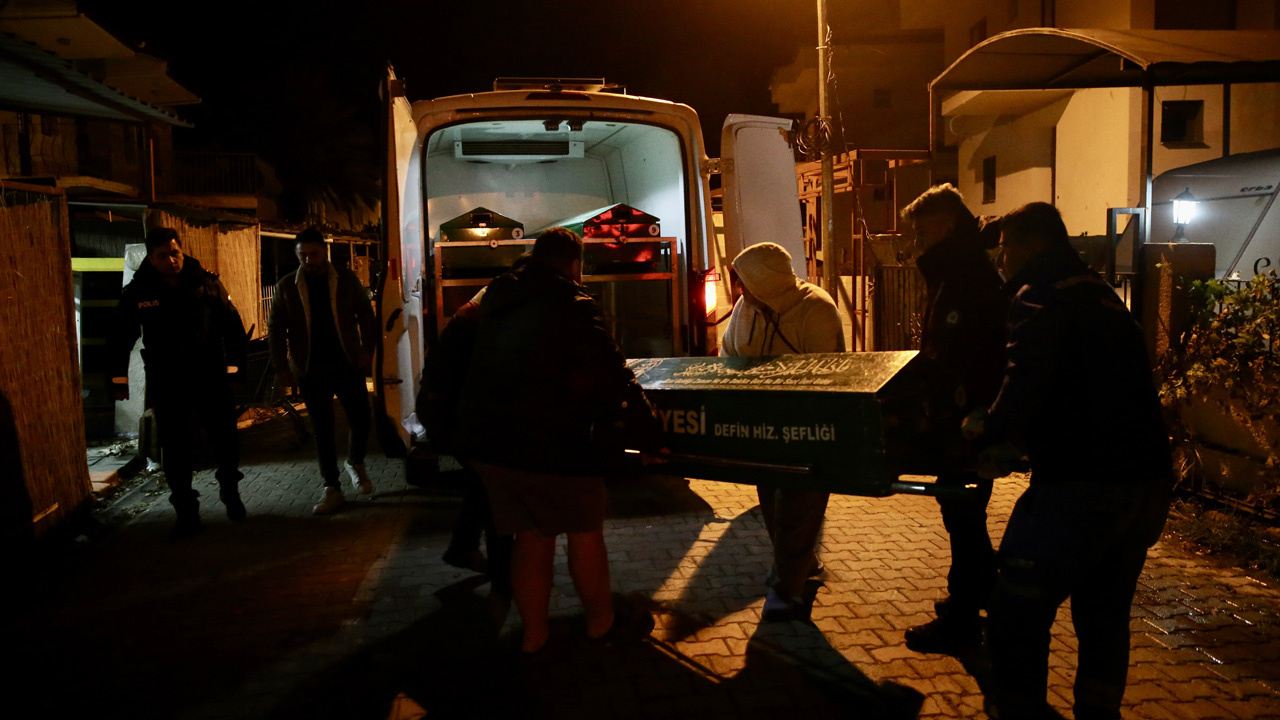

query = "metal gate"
[873, 265, 927, 351]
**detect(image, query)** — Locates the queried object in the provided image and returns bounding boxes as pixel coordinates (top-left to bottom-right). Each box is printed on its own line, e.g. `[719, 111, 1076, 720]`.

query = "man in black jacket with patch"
[456, 227, 663, 654]
[109, 228, 247, 538]
[900, 184, 1009, 653]
[974, 202, 1172, 720]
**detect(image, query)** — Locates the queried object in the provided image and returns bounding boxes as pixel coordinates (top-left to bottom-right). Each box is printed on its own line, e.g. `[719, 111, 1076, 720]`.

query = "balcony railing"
[1, 119, 260, 197]
[155, 151, 260, 196]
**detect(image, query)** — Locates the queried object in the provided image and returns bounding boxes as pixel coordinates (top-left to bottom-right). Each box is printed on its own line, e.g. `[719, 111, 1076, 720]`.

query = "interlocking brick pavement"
[8, 417, 1280, 719]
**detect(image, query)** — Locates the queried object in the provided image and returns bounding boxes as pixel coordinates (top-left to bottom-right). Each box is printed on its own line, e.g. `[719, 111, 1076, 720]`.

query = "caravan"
[1152, 148, 1280, 280]
[375, 73, 808, 459]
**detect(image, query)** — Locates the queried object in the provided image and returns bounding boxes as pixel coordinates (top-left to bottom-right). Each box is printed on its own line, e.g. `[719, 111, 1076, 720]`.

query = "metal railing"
[155, 151, 260, 195]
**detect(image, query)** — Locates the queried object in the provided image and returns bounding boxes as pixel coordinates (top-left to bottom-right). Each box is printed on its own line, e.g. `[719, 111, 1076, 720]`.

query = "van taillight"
[703, 268, 719, 316]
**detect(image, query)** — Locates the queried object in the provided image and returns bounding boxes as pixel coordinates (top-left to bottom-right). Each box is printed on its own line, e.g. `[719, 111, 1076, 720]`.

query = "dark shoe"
[587, 594, 655, 646]
[443, 547, 489, 574]
[220, 488, 246, 522]
[761, 589, 811, 623]
[904, 614, 982, 654]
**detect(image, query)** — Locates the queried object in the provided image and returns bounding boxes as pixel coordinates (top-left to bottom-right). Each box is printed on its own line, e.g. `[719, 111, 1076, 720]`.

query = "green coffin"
[627, 352, 967, 497]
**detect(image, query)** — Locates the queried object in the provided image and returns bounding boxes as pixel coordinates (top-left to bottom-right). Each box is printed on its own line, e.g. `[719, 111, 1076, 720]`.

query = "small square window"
[1161, 100, 1205, 147]
[873, 88, 892, 109]
[982, 156, 997, 204]
[872, 188, 886, 201]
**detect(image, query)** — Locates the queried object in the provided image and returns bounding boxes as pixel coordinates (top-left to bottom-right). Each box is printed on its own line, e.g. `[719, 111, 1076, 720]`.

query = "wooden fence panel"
[0, 181, 92, 539]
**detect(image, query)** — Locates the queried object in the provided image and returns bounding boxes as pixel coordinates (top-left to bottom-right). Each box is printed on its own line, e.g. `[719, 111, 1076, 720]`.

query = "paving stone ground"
[10, 416, 1280, 719]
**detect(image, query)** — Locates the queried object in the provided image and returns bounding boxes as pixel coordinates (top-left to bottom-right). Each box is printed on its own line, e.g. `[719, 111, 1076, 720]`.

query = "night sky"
[79, 0, 818, 161]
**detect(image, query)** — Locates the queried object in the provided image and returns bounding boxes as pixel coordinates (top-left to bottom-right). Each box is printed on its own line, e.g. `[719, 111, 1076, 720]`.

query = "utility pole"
[817, 0, 838, 306]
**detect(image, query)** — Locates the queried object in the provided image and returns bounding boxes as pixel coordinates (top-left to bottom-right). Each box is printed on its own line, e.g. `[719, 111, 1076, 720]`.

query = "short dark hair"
[901, 183, 973, 223]
[295, 227, 326, 247]
[1001, 202, 1069, 248]
[531, 227, 583, 268]
[144, 227, 181, 254]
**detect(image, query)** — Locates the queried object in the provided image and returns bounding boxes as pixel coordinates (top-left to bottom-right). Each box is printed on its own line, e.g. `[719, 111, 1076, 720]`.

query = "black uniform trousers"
[935, 471, 997, 618]
[300, 362, 371, 487]
[447, 459, 514, 595]
[988, 479, 1169, 720]
[151, 374, 242, 508]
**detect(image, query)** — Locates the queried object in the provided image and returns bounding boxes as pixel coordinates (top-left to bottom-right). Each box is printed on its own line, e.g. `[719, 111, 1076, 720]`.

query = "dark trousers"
[758, 485, 830, 599]
[448, 460, 514, 594]
[301, 364, 372, 486]
[936, 471, 997, 618]
[151, 376, 242, 507]
[989, 479, 1170, 720]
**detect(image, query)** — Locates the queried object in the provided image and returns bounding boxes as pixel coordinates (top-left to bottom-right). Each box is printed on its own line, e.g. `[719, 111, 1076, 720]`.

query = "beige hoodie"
[720, 243, 844, 356]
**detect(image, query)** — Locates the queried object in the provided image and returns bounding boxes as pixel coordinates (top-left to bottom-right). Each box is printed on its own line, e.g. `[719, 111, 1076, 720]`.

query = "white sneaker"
[313, 486, 345, 515]
[345, 461, 374, 495]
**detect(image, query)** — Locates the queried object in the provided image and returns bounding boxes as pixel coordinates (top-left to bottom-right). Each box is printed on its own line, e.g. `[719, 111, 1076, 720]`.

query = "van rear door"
[719, 115, 807, 281]
[375, 64, 424, 456]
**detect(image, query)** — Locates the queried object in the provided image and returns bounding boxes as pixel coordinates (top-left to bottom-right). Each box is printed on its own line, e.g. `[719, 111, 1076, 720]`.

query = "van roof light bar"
[493, 77, 626, 94]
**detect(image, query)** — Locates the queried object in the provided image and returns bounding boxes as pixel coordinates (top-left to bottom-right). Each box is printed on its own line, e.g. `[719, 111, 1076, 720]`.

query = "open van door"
[720, 115, 807, 281]
[375, 64, 424, 458]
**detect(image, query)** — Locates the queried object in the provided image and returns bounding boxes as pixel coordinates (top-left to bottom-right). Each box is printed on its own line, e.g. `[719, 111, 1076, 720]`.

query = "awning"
[0, 31, 191, 125]
[931, 28, 1280, 92]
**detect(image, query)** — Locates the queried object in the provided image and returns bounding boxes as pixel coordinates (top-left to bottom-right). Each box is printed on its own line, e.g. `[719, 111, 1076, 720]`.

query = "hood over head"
[732, 242, 801, 310]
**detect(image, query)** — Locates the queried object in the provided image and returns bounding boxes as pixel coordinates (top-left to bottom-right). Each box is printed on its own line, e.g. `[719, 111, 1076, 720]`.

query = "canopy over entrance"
[931, 28, 1280, 93]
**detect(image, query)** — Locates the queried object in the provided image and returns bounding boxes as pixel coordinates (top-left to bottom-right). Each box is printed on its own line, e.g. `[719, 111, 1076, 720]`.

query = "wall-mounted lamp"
[1172, 187, 1197, 242]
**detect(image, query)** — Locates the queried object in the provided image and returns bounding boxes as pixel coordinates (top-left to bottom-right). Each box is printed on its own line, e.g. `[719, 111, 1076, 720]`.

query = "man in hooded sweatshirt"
[898, 184, 1009, 654]
[109, 227, 247, 539]
[721, 242, 843, 621]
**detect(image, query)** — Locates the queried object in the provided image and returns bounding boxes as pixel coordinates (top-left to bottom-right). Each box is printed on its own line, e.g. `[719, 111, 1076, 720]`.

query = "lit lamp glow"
[1171, 188, 1197, 243]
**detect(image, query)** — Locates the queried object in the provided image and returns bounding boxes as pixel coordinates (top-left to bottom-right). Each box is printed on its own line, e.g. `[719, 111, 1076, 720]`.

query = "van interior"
[423, 119, 689, 357]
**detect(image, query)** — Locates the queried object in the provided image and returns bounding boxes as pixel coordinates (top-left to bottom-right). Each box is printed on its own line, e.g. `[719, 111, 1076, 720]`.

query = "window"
[970, 17, 988, 47]
[873, 88, 892, 109]
[1161, 100, 1205, 147]
[1155, 0, 1236, 29]
[982, 156, 996, 204]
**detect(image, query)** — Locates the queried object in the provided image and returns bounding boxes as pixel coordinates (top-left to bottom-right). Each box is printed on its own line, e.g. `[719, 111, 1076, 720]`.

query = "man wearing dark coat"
[109, 227, 247, 538]
[974, 202, 1172, 720]
[455, 227, 663, 654]
[899, 184, 1009, 653]
[268, 228, 380, 515]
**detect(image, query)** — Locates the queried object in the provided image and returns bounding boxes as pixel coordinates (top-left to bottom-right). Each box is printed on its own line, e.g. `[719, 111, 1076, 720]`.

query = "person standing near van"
[268, 228, 380, 515]
[108, 227, 247, 539]
[721, 242, 843, 621]
[898, 184, 1009, 654]
[455, 227, 664, 654]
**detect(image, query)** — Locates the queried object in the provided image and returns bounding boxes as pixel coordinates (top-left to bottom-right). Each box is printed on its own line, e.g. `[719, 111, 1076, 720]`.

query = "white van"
[375, 72, 809, 457]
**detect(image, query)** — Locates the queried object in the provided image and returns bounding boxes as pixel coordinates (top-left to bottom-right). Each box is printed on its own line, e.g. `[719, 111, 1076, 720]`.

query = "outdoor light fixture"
[1172, 187, 1197, 242]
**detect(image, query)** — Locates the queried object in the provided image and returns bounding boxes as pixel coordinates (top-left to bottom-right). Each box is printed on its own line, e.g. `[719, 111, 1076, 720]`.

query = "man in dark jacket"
[269, 228, 380, 515]
[456, 227, 663, 654]
[109, 227, 247, 538]
[973, 202, 1172, 720]
[900, 184, 1009, 653]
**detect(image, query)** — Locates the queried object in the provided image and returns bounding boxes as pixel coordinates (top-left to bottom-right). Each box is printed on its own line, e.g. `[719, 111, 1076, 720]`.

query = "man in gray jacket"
[268, 228, 380, 514]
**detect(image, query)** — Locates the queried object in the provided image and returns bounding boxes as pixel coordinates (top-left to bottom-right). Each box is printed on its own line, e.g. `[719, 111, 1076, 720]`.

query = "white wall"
[1054, 87, 1143, 236]
[954, 99, 1061, 218]
[1230, 83, 1280, 155]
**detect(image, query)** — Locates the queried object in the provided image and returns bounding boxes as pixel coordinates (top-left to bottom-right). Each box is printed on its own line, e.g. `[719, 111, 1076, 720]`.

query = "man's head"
[531, 227, 584, 282]
[901, 183, 974, 253]
[145, 227, 184, 278]
[295, 227, 329, 277]
[731, 242, 799, 313]
[998, 202, 1070, 279]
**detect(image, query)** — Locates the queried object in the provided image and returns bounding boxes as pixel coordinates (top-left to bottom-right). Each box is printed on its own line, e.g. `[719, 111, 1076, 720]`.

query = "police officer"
[970, 202, 1172, 720]
[109, 228, 248, 539]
